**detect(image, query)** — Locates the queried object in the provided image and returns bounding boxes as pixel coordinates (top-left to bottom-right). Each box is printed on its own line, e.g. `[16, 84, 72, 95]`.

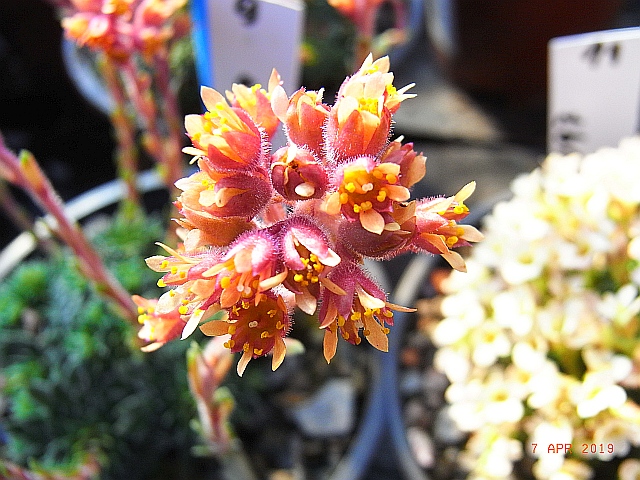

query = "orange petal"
[323, 325, 338, 363]
[271, 335, 286, 371]
[199, 319, 232, 336]
[237, 349, 253, 376]
[362, 316, 388, 352]
[441, 250, 466, 272]
[360, 208, 385, 234]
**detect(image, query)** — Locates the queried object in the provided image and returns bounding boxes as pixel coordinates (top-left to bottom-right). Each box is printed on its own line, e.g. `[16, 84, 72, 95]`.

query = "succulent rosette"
[138, 54, 481, 375]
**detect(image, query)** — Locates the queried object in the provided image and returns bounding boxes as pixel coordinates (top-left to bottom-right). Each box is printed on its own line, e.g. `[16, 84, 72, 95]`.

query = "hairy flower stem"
[153, 53, 186, 190]
[121, 59, 184, 192]
[0, 137, 137, 322]
[100, 56, 141, 213]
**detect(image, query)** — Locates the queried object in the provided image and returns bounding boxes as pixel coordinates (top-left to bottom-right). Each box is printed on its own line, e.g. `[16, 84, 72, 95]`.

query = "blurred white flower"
[429, 138, 640, 479]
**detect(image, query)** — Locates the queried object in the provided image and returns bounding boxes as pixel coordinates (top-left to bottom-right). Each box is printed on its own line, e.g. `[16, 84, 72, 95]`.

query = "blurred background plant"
[411, 137, 640, 479]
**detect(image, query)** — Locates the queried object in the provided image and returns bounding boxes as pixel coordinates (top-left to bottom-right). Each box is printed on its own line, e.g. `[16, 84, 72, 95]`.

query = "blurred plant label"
[190, 0, 305, 94]
[548, 27, 640, 155]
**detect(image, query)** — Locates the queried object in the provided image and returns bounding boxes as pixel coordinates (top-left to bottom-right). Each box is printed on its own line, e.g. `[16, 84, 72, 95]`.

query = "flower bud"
[226, 69, 282, 140]
[270, 145, 328, 201]
[271, 87, 329, 157]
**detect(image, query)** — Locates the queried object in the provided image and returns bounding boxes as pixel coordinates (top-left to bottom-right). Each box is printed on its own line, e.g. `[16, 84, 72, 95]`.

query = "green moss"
[0, 211, 201, 480]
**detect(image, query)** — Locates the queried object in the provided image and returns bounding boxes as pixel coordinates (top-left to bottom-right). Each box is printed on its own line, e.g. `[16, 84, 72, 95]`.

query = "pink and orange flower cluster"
[136, 55, 482, 375]
[60, 0, 189, 60]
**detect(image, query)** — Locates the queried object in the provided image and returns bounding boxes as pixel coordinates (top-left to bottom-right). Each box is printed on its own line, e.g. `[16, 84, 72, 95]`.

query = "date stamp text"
[530, 443, 614, 455]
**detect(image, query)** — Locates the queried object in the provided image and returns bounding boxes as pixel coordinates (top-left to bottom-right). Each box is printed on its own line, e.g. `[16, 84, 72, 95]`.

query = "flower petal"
[360, 208, 385, 234]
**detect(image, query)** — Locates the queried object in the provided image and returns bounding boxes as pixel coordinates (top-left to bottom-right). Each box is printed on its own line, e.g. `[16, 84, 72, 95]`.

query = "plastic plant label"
[190, 0, 305, 95]
[547, 27, 640, 155]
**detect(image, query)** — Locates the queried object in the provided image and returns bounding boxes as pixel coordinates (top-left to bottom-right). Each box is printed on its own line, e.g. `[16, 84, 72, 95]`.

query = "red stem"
[0, 137, 137, 322]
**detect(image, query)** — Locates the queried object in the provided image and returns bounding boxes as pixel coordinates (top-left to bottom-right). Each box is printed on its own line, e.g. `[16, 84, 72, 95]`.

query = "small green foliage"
[0, 211, 200, 480]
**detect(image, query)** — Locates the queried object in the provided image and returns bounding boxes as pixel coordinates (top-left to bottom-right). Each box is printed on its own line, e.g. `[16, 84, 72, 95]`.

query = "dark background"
[0, 0, 116, 248]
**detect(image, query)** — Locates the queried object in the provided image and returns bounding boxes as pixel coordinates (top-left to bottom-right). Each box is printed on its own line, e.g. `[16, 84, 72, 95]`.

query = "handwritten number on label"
[236, 0, 258, 24]
[583, 42, 622, 65]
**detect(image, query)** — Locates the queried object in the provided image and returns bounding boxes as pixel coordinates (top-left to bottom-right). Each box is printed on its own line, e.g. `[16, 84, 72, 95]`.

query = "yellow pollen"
[363, 329, 371, 336]
[355, 337, 362, 345]
[376, 190, 387, 202]
[345, 182, 357, 193]
[168, 289, 175, 297]
[224, 339, 235, 349]
[453, 203, 468, 215]
[228, 324, 237, 334]
[313, 263, 323, 272]
[242, 301, 250, 310]
[350, 312, 361, 321]
[267, 309, 277, 317]
[137, 306, 145, 314]
[340, 192, 349, 204]
[275, 321, 285, 330]
[260, 331, 271, 338]
[372, 169, 384, 180]
[309, 253, 318, 263]
[337, 315, 346, 327]
[382, 327, 390, 334]
[360, 201, 373, 211]
[243, 342, 250, 352]
[220, 276, 231, 289]
[353, 204, 361, 213]
[232, 305, 241, 315]
[179, 271, 186, 279]
[178, 305, 188, 315]
[157, 279, 166, 288]
[248, 320, 259, 328]
[160, 260, 169, 269]
[456, 227, 465, 236]
[383, 310, 393, 317]
[294, 273, 304, 283]
[310, 276, 319, 283]
[446, 236, 459, 247]
[385, 174, 397, 184]
[343, 331, 350, 340]
[253, 348, 263, 356]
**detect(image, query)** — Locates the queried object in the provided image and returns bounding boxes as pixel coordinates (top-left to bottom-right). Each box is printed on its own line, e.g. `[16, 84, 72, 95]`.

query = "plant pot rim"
[0, 169, 164, 280]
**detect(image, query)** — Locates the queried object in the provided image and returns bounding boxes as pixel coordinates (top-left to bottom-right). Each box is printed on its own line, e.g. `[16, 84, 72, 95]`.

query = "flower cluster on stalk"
[137, 55, 481, 376]
[427, 138, 640, 479]
[61, 0, 189, 61]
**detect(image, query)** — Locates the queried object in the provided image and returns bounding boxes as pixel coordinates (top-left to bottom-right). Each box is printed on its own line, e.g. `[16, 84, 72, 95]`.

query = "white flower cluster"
[432, 138, 640, 479]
